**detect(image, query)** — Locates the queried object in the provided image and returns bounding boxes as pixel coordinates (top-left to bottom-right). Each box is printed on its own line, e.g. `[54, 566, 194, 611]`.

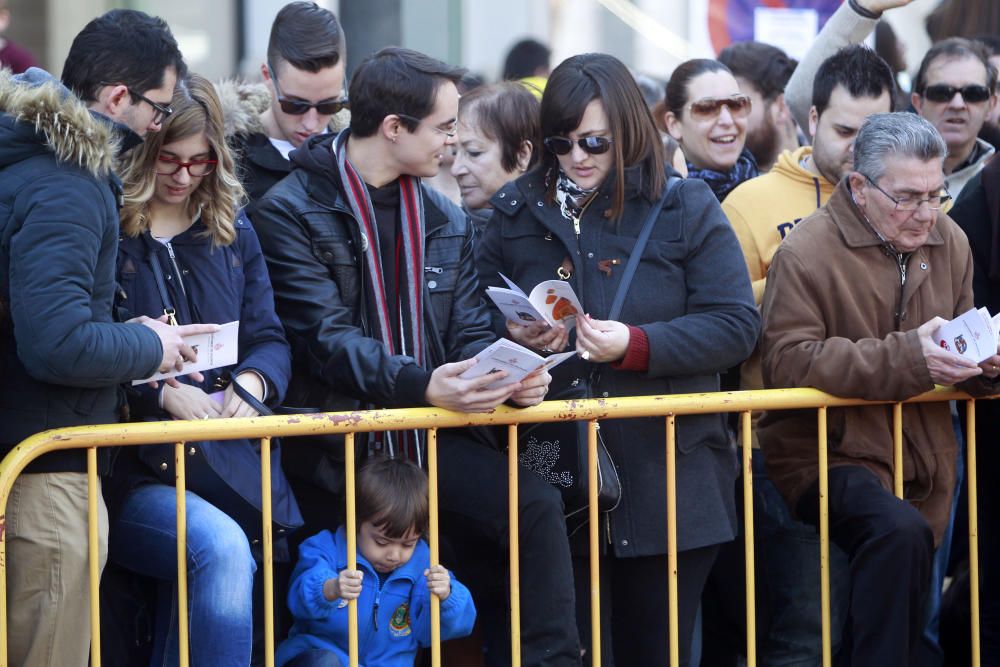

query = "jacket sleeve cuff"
[611, 325, 650, 372]
[395, 363, 434, 407]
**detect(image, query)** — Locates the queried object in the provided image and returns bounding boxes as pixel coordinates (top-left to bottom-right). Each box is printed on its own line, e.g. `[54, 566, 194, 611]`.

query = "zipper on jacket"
[424, 266, 443, 274]
[164, 241, 188, 298]
[894, 251, 909, 329]
[372, 578, 382, 631]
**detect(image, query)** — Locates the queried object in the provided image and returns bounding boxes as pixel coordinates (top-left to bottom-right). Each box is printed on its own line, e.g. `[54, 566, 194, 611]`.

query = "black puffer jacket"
[250, 133, 495, 484]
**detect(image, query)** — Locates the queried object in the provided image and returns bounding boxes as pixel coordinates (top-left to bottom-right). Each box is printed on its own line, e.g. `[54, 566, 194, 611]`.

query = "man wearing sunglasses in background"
[912, 37, 998, 201]
[223, 1, 347, 215]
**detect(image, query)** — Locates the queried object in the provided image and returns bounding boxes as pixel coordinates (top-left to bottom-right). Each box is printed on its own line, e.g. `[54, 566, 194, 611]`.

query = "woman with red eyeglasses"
[107, 73, 299, 666]
[476, 53, 759, 666]
[664, 59, 757, 202]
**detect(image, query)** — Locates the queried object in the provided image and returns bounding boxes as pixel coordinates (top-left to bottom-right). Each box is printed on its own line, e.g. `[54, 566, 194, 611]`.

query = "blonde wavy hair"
[119, 73, 245, 246]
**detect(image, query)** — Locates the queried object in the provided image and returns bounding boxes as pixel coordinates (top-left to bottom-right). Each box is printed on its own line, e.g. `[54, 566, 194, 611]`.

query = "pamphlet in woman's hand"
[485, 273, 583, 329]
[132, 320, 240, 384]
[459, 338, 576, 389]
[932, 308, 1000, 363]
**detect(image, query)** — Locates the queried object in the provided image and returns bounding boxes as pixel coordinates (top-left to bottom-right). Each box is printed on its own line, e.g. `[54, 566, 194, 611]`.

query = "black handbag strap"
[147, 246, 178, 326]
[230, 378, 274, 417]
[607, 176, 682, 321]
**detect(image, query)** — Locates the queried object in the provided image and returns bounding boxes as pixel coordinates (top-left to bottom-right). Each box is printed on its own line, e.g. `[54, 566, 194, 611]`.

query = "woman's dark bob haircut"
[539, 53, 665, 220]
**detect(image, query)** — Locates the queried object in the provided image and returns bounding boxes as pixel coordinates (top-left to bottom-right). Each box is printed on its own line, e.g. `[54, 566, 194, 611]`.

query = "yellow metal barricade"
[0, 387, 990, 667]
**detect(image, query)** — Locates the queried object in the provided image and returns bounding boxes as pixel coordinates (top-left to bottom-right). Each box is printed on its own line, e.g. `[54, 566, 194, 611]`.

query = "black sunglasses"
[922, 83, 993, 104]
[543, 136, 614, 156]
[100, 81, 173, 125]
[268, 65, 349, 116]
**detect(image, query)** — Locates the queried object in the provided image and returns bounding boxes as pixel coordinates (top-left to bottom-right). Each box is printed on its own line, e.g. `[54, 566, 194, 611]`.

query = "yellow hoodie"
[722, 146, 837, 306]
[722, 146, 837, 399]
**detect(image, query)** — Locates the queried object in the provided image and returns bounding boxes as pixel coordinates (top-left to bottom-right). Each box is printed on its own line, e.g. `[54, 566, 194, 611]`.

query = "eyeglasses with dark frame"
[155, 154, 218, 177]
[543, 135, 614, 156]
[267, 64, 349, 116]
[100, 81, 173, 125]
[395, 113, 458, 138]
[863, 174, 952, 212]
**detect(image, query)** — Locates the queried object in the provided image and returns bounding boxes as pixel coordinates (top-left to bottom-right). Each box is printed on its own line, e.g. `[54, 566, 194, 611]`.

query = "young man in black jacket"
[252, 47, 582, 667]
[0, 10, 214, 666]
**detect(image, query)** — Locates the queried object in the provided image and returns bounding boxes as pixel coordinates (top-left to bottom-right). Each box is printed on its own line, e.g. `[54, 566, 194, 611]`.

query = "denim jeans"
[110, 483, 257, 667]
[754, 451, 851, 666]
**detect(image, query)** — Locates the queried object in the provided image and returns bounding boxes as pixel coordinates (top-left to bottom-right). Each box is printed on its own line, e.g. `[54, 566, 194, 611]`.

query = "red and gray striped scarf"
[333, 132, 426, 459]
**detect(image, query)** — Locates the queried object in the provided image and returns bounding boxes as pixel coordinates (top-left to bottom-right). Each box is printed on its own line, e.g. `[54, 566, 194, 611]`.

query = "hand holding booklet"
[932, 308, 1000, 363]
[485, 273, 583, 329]
[133, 320, 240, 385]
[460, 338, 576, 389]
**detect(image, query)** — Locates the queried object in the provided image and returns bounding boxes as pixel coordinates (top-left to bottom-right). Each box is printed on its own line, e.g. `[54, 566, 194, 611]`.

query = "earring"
[391, 135, 398, 143]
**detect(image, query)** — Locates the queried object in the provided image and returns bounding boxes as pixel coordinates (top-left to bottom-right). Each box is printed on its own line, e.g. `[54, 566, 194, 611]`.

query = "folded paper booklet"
[460, 338, 577, 389]
[133, 320, 240, 385]
[485, 272, 584, 329]
[933, 308, 1000, 363]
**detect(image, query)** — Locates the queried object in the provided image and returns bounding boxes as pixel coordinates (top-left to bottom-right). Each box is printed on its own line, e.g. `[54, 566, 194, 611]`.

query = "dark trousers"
[574, 543, 719, 667]
[437, 430, 582, 667]
[798, 465, 935, 667]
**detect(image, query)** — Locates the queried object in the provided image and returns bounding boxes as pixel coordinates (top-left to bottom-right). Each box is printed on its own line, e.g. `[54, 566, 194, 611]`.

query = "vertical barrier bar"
[892, 403, 903, 499]
[741, 413, 756, 667]
[345, 433, 358, 667]
[427, 428, 441, 667]
[87, 447, 101, 667]
[587, 420, 601, 667]
[508, 424, 522, 667]
[666, 415, 679, 667]
[260, 437, 275, 667]
[175, 442, 190, 667]
[967, 401, 981, 667]
[818, 409, 831, 667]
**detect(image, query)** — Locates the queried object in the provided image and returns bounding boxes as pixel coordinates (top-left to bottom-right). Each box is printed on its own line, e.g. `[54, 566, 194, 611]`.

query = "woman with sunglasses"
[109, 74, 297, 666]
[665, 59, 758, 201]
[477, 53, 759, 666]
[451, 81, 539, 237]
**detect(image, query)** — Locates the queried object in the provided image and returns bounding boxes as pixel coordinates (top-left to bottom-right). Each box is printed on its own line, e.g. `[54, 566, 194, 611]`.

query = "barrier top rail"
[0, 385, 976, 504]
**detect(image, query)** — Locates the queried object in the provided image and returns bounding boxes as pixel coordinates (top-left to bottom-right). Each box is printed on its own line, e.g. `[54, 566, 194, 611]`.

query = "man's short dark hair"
[502, 38, 550, 81]
[812, 45, 896, 117]
[267, 1, 343, 73]
[61, 9, 186, 103]
[348, 47, 465, 138]
[718, 41, 797, 101]
[914, 37, 997, 95]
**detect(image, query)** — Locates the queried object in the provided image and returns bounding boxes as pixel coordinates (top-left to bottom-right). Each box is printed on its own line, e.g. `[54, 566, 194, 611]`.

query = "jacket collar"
[827, 178, 945, 250]
[0, 67, 119, 177]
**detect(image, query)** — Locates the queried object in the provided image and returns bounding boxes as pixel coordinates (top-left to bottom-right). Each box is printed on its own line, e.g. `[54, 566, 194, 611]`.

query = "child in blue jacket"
[276, 458, 476, 667]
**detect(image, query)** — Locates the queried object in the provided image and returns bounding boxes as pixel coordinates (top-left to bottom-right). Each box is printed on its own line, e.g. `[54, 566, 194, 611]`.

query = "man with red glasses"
[223, 1, 347, 214]
[912, 37, 998, 200]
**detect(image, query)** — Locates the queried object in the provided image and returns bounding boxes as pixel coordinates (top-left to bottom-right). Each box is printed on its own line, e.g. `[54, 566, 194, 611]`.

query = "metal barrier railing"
[0, 386, 988, 667]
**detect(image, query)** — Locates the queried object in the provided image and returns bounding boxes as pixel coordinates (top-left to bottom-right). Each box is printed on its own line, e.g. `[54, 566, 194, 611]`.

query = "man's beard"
[746, 114, 781, 170]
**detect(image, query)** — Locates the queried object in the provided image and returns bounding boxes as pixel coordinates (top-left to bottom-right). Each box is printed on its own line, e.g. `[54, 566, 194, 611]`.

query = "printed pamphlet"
[133, 320, 240, 385]
[932, 308, 1000, 363]
[485, 273, 583, 329]
[460, 338, 576, 389]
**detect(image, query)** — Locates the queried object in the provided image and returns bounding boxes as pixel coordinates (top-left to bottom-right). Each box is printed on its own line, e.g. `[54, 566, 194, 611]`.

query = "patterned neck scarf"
[554, 169, 599, 221]
[686, 148, 760, 202]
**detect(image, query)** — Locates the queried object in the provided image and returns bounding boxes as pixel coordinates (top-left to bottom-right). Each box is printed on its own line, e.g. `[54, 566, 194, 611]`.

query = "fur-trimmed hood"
[0, 67, 119, 177]
[214, 78, 350, 140]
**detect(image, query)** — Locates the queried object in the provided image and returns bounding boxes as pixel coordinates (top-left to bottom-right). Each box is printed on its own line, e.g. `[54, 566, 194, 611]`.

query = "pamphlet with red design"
[932, 308, 1000, 363]
[460, 338, 576, 389]
[485, 273, 583, 329]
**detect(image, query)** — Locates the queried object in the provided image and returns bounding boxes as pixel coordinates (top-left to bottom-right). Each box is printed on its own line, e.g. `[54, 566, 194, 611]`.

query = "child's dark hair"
[357, 457, 429, 538]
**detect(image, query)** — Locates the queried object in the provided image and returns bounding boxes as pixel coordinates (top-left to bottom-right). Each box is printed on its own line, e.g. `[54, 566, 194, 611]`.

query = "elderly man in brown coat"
[758, 111, 1000, 667]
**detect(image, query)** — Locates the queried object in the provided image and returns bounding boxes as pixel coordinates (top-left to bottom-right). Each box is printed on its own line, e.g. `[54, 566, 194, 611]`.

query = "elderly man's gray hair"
[853, 112, 947, 183]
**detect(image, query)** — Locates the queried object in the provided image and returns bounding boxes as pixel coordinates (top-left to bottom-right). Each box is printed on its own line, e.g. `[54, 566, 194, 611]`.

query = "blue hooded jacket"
[277, 526, 476, 666]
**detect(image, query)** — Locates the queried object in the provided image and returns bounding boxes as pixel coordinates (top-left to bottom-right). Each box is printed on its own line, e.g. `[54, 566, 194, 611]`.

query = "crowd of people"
[1, 0, 999, 666]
